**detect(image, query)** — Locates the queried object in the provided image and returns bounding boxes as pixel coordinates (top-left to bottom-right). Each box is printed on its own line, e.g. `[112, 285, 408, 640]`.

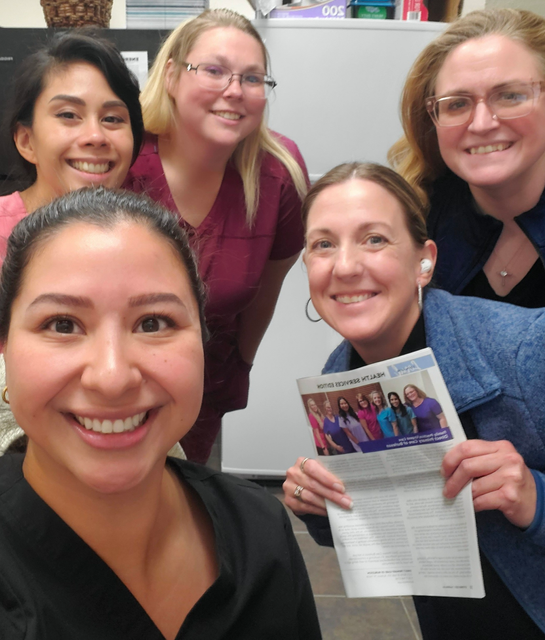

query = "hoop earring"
[305, 298, 322, 323]
[2, 386, 9, 405]
[417, 282, 423, 312]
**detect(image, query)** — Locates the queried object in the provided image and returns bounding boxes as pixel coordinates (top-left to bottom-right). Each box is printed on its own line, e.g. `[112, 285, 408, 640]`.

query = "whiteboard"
[222, 19, 446, 477]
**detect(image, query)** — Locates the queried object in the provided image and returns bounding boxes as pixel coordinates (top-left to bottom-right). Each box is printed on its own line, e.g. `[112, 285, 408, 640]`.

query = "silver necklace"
[496, 238, 528, 280]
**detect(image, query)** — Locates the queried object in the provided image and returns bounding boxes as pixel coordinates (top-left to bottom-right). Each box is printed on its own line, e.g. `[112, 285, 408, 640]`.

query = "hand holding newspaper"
[297, 348, 485, 599]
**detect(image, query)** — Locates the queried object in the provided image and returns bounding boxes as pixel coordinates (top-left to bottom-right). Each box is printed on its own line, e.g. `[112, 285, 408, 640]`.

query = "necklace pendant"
[500, 270, 509, 278]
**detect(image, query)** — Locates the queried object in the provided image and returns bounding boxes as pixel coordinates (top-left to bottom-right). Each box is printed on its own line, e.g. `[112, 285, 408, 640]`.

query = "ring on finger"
[293, 485, 304, 501]
[300, 457, 310, 473]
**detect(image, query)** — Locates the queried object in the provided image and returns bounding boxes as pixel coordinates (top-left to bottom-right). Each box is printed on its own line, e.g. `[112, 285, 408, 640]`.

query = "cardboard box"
[395, 0, 428, 20]
[269, 0, 347, 19]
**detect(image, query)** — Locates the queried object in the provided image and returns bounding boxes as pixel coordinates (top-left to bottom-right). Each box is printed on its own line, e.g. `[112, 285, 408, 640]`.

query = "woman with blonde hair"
[403, 385, 446, 432]
[124, 9, 309, 463]
[306, 398, 329, 456]
[307, 398, 329, 456]
[389, 9, 545, 309]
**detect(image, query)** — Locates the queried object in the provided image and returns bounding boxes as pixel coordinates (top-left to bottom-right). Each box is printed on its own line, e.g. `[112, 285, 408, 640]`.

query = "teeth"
[76, 411, 146, 434]
[469, 143, 510, 155]
[214, 111, 242, 120]
[335, 293, 376, 304]
[69, 160, 110, 174]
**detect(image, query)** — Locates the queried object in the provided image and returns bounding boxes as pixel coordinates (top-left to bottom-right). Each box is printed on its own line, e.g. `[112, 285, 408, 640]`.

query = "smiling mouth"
[212, 111, 242, 121]
[468, 142, 512, 155]
[73, 411, 148, 434]
[68, 160, 113, 174]
[334, 293, 377, 304]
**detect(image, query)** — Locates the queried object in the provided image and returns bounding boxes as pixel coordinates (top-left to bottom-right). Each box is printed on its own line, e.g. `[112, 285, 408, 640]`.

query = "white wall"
[486, 0, 545, 18]
[210, 0, 254, 18]
[0, 0, 126, 27]
[461, 0, 485, 15]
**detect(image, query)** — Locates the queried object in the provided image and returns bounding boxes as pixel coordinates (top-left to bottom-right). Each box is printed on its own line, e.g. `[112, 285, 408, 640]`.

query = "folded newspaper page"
[297, 348, 485, 599]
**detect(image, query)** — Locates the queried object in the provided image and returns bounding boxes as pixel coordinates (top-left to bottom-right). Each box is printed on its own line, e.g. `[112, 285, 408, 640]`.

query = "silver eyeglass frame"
[183, 62, 277, 98]
[425, 81, 545, 127]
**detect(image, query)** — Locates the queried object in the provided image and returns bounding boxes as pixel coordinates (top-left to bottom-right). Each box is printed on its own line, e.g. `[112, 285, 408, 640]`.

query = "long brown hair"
[388, 9, 545, 206]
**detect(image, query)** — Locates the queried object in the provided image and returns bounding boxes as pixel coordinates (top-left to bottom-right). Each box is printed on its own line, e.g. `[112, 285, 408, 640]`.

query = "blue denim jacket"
[308, 288, 545, 631]
[427, 173, 545, 294]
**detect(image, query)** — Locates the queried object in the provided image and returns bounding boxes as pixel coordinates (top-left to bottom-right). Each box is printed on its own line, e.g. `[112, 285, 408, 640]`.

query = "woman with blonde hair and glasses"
[124, 9, 309, 463]
[389, 9, 545, 309]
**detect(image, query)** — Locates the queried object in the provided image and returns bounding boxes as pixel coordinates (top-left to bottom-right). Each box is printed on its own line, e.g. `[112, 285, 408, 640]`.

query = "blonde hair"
[307, 397, 324, 426]
[371, 390, 387, 409]
[388, 9, 545, 207]
[403, 384, 427, 406]
[141, 9, 307, 224]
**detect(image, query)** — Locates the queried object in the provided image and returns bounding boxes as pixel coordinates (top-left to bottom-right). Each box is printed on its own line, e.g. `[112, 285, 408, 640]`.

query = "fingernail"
[333, 482, 345, 493]
[341, 497, 353, 510]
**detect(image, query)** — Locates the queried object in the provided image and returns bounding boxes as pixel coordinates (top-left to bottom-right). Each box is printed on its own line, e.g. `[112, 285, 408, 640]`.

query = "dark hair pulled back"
[0, 187, 207, 343]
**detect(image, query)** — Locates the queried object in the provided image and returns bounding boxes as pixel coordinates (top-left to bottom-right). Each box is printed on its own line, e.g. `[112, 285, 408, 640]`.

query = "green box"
[353, 5, 391, 18]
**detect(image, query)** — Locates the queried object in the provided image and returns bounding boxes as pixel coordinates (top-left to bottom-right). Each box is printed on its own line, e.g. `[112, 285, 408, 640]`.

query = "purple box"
[269, 0, 347, 19]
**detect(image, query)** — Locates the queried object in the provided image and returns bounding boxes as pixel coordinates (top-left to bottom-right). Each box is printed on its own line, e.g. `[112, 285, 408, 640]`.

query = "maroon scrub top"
[124, 133, 308, 461]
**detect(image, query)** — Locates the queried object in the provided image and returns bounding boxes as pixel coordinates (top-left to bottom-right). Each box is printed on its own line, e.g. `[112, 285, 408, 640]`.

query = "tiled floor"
[265, 482, 423, 640]
[207, 443, 423, 639]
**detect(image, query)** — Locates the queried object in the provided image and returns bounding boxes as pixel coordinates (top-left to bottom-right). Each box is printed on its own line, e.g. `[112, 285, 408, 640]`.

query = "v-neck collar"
[0, 456, 236, 639]
[151, 136, 232, 236]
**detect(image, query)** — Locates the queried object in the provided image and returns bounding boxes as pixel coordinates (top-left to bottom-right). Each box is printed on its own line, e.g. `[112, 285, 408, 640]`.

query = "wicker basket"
[41, 0, 113, 28]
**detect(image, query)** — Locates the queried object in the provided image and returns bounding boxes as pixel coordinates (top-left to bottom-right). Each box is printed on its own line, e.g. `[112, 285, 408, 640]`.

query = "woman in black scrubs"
[0, 188, 320, 640]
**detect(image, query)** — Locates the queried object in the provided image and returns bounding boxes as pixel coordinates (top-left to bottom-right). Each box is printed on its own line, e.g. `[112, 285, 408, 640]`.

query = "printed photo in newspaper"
[297, 347, 485, 599]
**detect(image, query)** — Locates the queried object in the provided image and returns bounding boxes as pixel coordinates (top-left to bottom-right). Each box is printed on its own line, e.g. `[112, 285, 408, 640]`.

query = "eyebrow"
[29, 292, 186, 309]
[30, 293, 93, 308]
[210, 56, 266, 73]
[49, 95, 128, 109]
[128, 293, 185, 308]
[307, 222, 391, 237]
[437, 80, 527, 96]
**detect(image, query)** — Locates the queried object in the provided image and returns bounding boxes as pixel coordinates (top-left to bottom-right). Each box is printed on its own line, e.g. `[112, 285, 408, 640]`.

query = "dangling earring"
[2, 386, 9, 405]
[417, 282, 423, 312]
[305, 298, 322, 323]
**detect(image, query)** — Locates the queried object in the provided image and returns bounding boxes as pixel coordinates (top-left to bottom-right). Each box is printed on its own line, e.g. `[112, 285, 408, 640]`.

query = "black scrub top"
[0, 454, 321, 639]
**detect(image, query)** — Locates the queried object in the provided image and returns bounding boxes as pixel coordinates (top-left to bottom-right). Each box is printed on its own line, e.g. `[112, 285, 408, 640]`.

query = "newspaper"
[297, 348, 485, 599]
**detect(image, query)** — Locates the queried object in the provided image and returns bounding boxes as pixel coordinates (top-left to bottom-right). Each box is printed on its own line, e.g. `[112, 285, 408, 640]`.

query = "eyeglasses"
[426, 81, 544, 127]
[183, 62, 277, 99]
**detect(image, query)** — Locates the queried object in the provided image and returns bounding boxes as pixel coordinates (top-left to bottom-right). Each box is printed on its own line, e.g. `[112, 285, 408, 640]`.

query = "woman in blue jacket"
[283, 162, 545, 639]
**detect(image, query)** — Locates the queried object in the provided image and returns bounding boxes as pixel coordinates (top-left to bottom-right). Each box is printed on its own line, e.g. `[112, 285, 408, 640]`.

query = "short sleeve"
[429, 398, 443, 416]
[406, 406, 416, 420]
[268, 136, 309, 261]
